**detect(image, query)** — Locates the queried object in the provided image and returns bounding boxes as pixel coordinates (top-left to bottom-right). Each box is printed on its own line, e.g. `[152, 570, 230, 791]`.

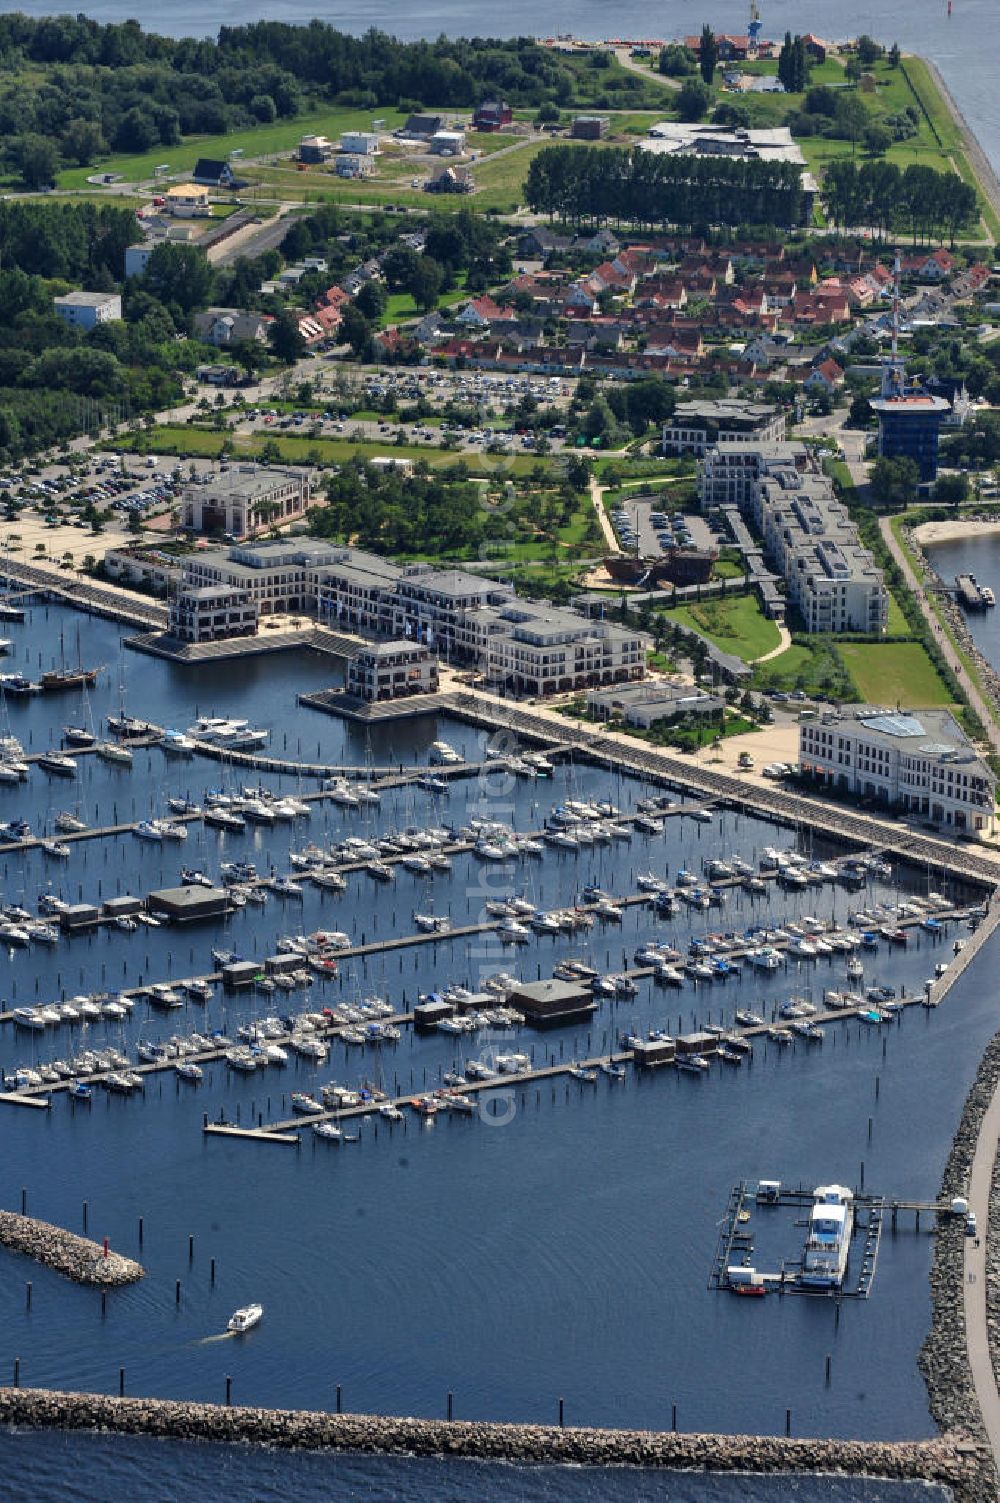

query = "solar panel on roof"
[861, 713, 925, 738]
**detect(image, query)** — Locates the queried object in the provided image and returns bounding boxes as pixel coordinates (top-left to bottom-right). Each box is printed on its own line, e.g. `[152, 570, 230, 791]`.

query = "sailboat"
[105, 647, 153, 740]
[40, 626, 99, 692]
[64, 681, 99, 751]
[0, 682, 28, 780]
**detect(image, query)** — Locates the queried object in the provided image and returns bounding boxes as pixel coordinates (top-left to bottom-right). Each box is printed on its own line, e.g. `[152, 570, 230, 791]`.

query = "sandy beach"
[912, 519, 1000, 547]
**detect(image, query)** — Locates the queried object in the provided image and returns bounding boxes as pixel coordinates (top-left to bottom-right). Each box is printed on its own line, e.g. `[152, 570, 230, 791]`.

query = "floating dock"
[708, 1181, 887, 1299]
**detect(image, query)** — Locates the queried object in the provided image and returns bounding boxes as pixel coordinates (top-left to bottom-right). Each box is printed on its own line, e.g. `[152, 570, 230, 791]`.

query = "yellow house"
[164, 183, 211, 217]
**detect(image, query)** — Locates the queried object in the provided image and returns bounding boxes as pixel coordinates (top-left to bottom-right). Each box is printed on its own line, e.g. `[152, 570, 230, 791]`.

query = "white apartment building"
[183, 467, 311, 541]
[699, 441, 808, 509]
[170, 542, 646, 695]
[799, 707, 995, 833]
[700, 445, 887, 635]
[662, 399, 786, 458]
[453, 600, 647, 696]
[53, 291, 122, 330]
[347, 642, 439, 701]
[750, 468, 887, 634]
[169, 584, 258, 643]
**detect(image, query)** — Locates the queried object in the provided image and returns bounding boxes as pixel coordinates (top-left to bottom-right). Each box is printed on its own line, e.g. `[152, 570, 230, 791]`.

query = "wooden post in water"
[119, 1367, 125, 1396]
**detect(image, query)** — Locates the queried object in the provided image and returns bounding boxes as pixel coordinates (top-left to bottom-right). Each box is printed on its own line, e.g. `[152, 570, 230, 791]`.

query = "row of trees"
[777, 33, 811, 94]
[525, 145, 806, 230]
[822, 159, 979, 243]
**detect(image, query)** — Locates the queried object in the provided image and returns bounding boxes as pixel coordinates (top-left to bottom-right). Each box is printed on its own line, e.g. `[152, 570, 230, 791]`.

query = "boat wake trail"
[196, 1332, 235, 1344]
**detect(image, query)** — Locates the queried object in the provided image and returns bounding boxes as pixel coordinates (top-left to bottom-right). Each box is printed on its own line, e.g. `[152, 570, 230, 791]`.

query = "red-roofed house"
[903, 248, 956, 281]
[591, 260, 637, 295]
[373, 326, 405, 358]
[318, 284, 350, 312]
[456, 295, 516, 327]
[804, 358, 845, 394]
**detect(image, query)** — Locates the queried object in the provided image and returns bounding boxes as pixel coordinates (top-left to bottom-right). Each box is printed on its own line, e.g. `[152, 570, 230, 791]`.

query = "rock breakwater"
[0, 1211, 144, 1286]
[918, 1030, 1000, 1498]
[0, 1388, 978, 1495]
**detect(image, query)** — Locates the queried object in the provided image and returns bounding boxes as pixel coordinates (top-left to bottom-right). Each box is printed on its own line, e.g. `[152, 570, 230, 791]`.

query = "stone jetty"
[0, 1211, 144, 1286]
[0, 1388, 979, 1495]
[919, 1030, 1000, 1499]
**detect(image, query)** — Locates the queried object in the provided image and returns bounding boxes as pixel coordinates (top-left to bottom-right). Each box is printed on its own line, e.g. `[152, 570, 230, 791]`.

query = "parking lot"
[608, 495, 718, 556]
[0, 455, 186, 568]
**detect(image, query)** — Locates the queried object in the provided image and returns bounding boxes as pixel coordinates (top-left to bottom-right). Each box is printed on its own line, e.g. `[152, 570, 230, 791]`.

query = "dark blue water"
[922, 534, 1000, 672]
[0, 1431, 956, 1503]
[0, 603, 988, 1501]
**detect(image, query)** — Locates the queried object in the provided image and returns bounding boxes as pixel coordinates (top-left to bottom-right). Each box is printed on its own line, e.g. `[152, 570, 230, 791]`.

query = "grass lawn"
[662, 593, 781, 662]
[56, 107, 409, 189]
[115, 424, 554, 477]
[468, 140, 552, 212]
[835, 640, 954, 707]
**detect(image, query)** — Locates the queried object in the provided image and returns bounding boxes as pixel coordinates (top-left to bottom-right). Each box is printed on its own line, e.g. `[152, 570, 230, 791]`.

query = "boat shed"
[59, 903, 100, 933]
[146, 885, 232, 923]
[264, 953, 303, 977]
[221, 960, 261, 989]
[676, 1031, 720, 1056]
[102, 895, 144, 918]
[632, 1037, 676, 1068]
[508, 978, 596, 1026]
[414, 997, 454, 1031]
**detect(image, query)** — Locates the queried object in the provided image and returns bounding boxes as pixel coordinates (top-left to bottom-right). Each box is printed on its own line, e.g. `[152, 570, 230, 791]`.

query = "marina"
[0, 597, 996, 1448]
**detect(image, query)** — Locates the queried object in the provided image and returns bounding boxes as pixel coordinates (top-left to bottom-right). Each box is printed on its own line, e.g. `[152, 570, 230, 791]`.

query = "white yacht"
[187, 716, 269, 749]
[160, 730, 195, 756]
[227, 1303, 263, 1333]
[429, 740, 464, 766]
[96, 740, 133, 766]
[800, 1186, 854, 1289]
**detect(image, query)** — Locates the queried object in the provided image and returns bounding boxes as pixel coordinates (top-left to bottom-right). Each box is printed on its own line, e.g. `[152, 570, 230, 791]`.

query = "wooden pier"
[202, 1124, 300, 1145]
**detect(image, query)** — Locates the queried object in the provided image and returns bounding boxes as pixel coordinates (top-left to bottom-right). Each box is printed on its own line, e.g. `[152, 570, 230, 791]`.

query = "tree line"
[0, 200, 136, 283]
[525, 145, 806, 230]
[0, 16, 658, 179]
[822, 159, 979, 243]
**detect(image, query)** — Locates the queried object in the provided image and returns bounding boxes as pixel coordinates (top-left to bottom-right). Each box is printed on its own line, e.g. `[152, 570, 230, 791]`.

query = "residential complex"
[798, 707, 995, 833]
[53, 291, 122, 329]
[182, 467, 311, 540]
[699, 444, 888, 634]
[165, 540, 647, 696]
[662, 399, 786, 457]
